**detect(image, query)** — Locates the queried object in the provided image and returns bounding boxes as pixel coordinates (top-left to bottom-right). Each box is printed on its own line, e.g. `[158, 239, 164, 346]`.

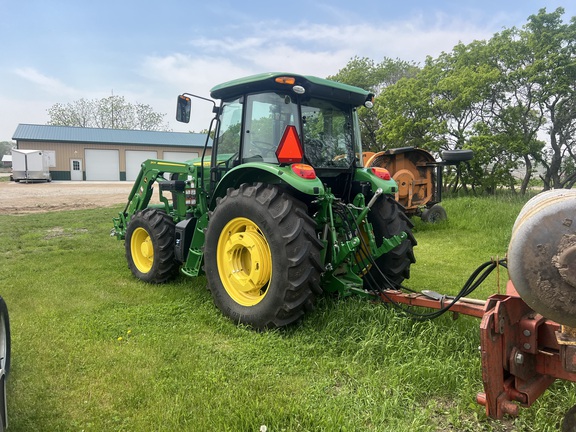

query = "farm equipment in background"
[364, 146, 473, 222]
[111, 72, 576, 426]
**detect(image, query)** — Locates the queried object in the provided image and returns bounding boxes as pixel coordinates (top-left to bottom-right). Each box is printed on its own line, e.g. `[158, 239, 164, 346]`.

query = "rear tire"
[563, 404, 576, 432]
[204, 183, 323, 330]
[125, 208, 178, 283]
[421, 204, 447, 223]
[365, 196, 416, 289]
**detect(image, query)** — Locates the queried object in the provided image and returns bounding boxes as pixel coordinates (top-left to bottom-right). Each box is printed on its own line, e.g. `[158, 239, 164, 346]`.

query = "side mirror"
[176, 95, 191, 123]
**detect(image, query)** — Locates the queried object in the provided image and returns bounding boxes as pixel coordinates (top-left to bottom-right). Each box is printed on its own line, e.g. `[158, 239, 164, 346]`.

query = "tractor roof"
[210, 72, 373, 107]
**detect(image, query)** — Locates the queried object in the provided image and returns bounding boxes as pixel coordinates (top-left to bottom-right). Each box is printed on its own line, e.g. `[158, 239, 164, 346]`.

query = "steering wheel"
[216, 152, 239, 169]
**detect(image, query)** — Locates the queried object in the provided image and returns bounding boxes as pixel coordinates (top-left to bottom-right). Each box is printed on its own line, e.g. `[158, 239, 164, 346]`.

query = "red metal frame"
[379, 281, 576, 419]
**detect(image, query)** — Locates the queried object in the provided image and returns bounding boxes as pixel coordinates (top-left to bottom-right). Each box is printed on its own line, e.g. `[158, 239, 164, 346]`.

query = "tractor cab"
[177, 73, 375, 199]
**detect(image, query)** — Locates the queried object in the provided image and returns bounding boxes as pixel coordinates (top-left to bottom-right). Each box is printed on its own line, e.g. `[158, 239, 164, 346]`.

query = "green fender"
[209, 163, 325, 209]
[354, 168, 399, 195]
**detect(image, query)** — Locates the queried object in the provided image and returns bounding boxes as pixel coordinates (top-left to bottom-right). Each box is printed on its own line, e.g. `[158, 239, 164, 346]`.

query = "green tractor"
[112, 73, 416, 329]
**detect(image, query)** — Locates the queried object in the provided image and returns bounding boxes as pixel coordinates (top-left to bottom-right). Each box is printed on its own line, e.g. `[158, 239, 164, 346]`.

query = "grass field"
[1, 195, 574, 431]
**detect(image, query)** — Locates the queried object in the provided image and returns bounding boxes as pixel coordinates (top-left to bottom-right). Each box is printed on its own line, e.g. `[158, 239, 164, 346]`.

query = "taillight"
[276, 125, 303, 164]
[291, 163, 316, 179]
[371, 167, 391, 180]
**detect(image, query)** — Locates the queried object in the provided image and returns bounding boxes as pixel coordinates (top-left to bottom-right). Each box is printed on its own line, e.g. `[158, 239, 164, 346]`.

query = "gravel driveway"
[0, 180, 135, 214]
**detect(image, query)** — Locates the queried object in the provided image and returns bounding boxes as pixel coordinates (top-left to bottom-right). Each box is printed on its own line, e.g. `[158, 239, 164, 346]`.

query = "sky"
[0, 1, 574, 142]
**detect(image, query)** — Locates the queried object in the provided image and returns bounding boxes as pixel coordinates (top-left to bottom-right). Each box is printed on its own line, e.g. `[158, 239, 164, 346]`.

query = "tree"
[329, 57, 419, 151]
[47, 96, 170, 131]
[523, 8, 576, 189]
[0, 141, 14, 157]
[372, 7, 576, 194]
[376, 43, 507, 193]
[476, 8, 576, 191]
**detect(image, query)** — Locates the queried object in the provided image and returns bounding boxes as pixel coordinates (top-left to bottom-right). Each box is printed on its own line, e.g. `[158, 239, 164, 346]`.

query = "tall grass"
[0, 194, 574, 431]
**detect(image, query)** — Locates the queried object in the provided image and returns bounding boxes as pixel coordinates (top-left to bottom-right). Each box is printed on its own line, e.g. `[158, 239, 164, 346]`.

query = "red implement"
[379, 281, 576, 419]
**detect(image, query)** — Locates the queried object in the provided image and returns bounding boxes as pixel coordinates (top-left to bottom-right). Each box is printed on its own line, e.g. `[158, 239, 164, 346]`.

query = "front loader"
[112, 72, 416, 330]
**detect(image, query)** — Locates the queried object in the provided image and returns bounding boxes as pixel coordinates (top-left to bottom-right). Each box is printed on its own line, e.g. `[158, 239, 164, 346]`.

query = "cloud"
[0, 95, 51, 140]
[139, 54, 255, 132]
[180, 17, 496, 75]
[13, 67, 78, 97]
[139, 16, 500, 133]
[145, 16, 497, 86]
[141, 54, 252, 90]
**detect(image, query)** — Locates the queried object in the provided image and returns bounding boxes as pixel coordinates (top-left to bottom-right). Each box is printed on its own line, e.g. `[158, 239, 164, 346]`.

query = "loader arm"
[112, 159, 202, 240]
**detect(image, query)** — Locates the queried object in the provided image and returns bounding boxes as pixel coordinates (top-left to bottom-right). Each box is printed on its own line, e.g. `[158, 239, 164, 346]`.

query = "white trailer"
[11, 149, 51, 182]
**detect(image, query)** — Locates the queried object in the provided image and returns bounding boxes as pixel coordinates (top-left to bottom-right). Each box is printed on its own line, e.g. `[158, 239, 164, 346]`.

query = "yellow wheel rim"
[131, 227, 154, 273]
[216, 217, 272, 306]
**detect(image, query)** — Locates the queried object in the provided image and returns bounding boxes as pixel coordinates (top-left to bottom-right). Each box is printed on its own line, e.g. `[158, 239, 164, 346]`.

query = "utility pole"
[111, 89, 115, 129]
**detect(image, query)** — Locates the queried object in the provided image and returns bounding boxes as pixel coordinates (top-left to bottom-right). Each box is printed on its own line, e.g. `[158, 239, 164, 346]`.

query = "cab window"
[301, 98, 354, 168]
[242, 93, 299, 163]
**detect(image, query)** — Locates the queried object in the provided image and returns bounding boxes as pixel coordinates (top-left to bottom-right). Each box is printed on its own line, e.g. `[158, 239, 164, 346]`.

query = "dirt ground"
[0, 180, 135, 214]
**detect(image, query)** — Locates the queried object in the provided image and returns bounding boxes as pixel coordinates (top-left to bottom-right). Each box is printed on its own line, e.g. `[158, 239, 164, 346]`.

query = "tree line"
[47, 95, 170, 132]
[330, 7, 576, 194]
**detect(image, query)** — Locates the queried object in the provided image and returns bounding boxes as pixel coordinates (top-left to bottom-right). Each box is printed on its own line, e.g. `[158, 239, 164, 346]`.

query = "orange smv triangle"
[275, 125, 303, 164]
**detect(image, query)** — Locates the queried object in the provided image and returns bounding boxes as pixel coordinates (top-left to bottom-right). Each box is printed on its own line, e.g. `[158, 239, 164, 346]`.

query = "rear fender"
[209, 163, 324, 209]
[354, 168, 398, 196]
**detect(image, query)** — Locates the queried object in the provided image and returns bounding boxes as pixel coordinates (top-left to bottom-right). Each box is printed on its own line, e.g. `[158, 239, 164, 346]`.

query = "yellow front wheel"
[130, 227, 155, 273]
[125, 209, 178, 284]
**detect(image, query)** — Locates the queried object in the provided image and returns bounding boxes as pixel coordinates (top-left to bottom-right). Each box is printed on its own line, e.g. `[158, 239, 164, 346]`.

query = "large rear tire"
[125, 208, 178, 283]
[365, 195, 416, 289]
[204, 183, 323, 330]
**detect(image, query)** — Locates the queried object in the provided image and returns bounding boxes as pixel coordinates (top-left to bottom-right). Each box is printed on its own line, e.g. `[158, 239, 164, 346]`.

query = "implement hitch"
[379, 281, 576, 421]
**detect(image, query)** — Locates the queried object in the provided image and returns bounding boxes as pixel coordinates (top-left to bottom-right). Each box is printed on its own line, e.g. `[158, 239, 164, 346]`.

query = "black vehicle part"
[421, 204, 447, 223]
[441, 149, 474, 163]
[365, 195, 417, 288]
[174, 218, 196, 263]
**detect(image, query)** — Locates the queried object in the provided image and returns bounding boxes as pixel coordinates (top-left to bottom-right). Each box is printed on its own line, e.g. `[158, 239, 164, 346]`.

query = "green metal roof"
[12, 124, 211, 148]
[210, 72, 372, 106]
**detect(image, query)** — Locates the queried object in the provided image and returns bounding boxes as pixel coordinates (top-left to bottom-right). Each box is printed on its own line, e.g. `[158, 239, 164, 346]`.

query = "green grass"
[1, 195, 574, 431]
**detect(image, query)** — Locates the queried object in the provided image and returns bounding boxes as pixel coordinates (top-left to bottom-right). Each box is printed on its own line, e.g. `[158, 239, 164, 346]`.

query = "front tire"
[0, 296, 10, 431]
[365, 196, 416, 289]
[204, 183, 323, 330]
[125, 208, 178, 283]
[0, 297, 10, 377]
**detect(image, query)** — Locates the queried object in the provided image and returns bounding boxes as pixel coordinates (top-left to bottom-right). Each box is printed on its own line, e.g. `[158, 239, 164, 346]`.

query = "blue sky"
[1, 1, 574, 142]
